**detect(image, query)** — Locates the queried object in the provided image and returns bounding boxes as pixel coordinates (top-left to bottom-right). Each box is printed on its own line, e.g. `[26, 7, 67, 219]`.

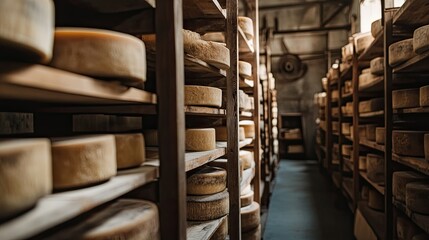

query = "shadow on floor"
[263, 160, 354, 240]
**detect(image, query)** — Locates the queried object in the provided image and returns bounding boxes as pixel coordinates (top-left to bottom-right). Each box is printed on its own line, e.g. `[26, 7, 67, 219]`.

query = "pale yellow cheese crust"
[187, 166, 227, 195]
[241, 201, 260, 232]
[185, 85, 222, 107]
[187, 190, 229, 221]
[114, 133, 145, 169]
[185, 128, 216, 151]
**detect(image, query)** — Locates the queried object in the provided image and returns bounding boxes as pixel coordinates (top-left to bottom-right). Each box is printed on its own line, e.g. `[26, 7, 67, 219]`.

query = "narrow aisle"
[264, 160, 354, 240]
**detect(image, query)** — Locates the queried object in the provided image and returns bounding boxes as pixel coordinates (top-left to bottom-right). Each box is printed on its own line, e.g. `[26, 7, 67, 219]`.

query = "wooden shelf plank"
[394, 106, 429, 114]
[185, 106, 226, 116]
[358, 32, 384, 62]
[183, 0, 226, 19]
[359, 110, 384, 118]
[360, 139, 385, 152]
[360, 171, 385, 195]
[239, 27, 254, 53]
[393, 200, 429, 235]
[359, 76, 384, 93]
[393, 50, 429, 73]
[0, 164, 158, 240]
[187, 216, 227, 240]
[0, 62, 156, 105]
[342, 92, 353, 99]
[393, 0, 429, 27]
[392, 153, 429, 176]
[358, 201, 386, 240]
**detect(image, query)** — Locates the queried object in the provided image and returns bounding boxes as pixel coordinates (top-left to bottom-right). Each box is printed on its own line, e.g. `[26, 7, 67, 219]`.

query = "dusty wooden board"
[392, 153, 429, 176]
[185, 106, 226, 116]
[360, 139, 385, 152]
[358, 201, 386, 240]
[393, 0, 429, 27]
[359, 76, 384, 93]
[358, 32, 384, 62]
[0, 62, 156, 105]
[393, 200, 429, 234]
[359, 110, 384, 118]
[54, 0, 156, 13]
[394, 106, 429, 114]
[183, 0, 226, 19]
[187, 216, 227, 240]
[0, 164, 158, 240]
[393, 50, 429, 73]
[360, 171, 385, 195]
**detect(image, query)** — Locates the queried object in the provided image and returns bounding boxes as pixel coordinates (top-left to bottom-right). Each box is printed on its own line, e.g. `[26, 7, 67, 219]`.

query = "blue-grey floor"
[263, 160, 354, 240]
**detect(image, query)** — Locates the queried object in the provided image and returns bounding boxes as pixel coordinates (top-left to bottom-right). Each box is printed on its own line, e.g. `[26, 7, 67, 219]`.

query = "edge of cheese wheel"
[419, 85, 429, 107]
[0, 0, 54, 63]
[241, 190, 254, 208]
[201, 32, 225, 43]
[240, 120, 255, 138]
[366, 153, 384, 184]
[239, 61, 252, 79]
[185, 85, 222, 107]
[392, 130, 426, 157]
[185, 128, 216, 151]
[376, 127, 385, 145]
[143, 130, 158, 147]
[241, 184, 252, 196]
[239, 127, 246, 141]
[210, 216, 228, 240]
[187, 190, 229, 221]
[406, 182, 429, 214]
[393, 171, 427, 203]
[370, 57, 384, 75]
[241, 201, 260, 233]
[397, 216, 422, 240]
[368, 188, 384, 211]
[389, 39, 416, 66]
[359, 156, 367, 171]
[371, 19, 383, 38]
[366, 124, 378, 141]
[0, 139, 52, 220]
[342, 145, 352, 156]
[51, 28, 146, 84]
[242, 224, 261, 240]
[240, 150, 255, 170]
[392, 88, 420, 109]
[187, 166, 227, 195]
[51, 135, 117, 190]
[209, 158, 244, 179]
[413, 24, 429, 54]
[114, 133, 145, 169]
[356, 33, 374, 54]
[359, 98, 384, 113]
[238, 16, 254, 39]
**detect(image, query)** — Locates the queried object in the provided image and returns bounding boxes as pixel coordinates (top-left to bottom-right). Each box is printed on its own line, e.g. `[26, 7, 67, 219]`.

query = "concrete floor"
[263, 160, 354, 240]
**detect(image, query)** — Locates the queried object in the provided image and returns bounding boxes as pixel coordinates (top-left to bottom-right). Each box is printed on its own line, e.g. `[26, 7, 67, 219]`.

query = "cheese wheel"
[240, 150, 255, 170]
[201, 32, 225, 43]
[342, 123, 351, 135]
[241, 202, 260, 232]
[0, 139, 52, 220]
[187, 166, 226, 195]
[51, 28, 146, 84]
[242, 224, 261, 240]
[393, 88, 419, 109]
[241, 184, 252, 196]
[413, 24, 429, 54]
[342, 145, 352, 156]
[0, 0, 54, 63]
[366, 124, 378, 141]
[362, 68, 371, 74]
[370, 57, 384, 75]
[240, 120, 255, 138]
[185, 128, 216, 151]
[185, 85, 222, 107]
[368, 188, 384, 211]
[367, 154, 384, 184]
[209, 158, 244, 179]
[397, 216, 423, 240]
[393, 171, 427, 202]
[114, 133, 145, 169]
[143, 130, 158, 147]
[342, 43, 353, 61]
[239, 61, 252, 79]
[332, 121, 339, 132]
[187, 190, 229, 221]
[389, 39, 416, 66]
[356, 33, 374, 54]
[359, 125, 367, 140]
[419, 85, 429, 107]
[406, 182, 429, 214]
[210, 216, 228, 240]
[393, 131, 426, 157]
[359, 72, 378, 89]
[359, 98, 384, 113]
[359, 156, 367, 171]
[241, 190, 254, 208]
[371, 19, 383, 38]
[238, 16, 254, 39]
[376, 127, 385, 145]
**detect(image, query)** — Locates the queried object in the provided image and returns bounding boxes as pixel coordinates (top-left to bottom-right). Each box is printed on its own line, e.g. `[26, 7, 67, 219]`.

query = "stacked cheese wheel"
[354, 32, 374, 55]
[185, 85, 222, 108]
[240, 120, 255, 139]
[241, 201, 261, 239]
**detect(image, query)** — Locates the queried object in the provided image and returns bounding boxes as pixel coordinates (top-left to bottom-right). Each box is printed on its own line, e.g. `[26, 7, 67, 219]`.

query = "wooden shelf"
[359, 76, 384, 93]
[393, 50, 429, 73]
[185, 106, 226, 116]
[393, 200, 429, 235]
[183, 0, 226, 19]
[358, 32, 384, 62]
[359, 110, 384, 118]
[360, 171, 385, 195]
[239, 27, 254, 53]
[187, 216, 227, 240]
[359, 139, 385, 152]
[358, 201, 386, 240]
[342, 92, 353, 99]
[342, 177, 354, 201]
[0, 62, 156, 105]
[344, 134, 353, 142]
[0, 164, 158, 240]
[393, 0, 429, 27]
[392, 153, 429, 176]
[394, 106, 429, 114]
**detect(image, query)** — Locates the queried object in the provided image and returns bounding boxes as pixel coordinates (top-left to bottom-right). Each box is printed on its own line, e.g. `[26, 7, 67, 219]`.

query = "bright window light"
[360, 0, 381, 33]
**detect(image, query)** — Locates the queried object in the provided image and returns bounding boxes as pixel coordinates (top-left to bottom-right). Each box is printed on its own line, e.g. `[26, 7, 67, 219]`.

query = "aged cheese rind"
[366, 124, 378, 141]
[368, 188, 384, 211]
[359, 71, 378, 89]
[114, 133, 145, 169]
[187, 190, 229, 221]
[393, 88, 420, 109]
[51, 135, 117, 190]
[0, 139, 52, 220]
[413, 24, 429, 54]
[406, 182, 429, 215]
[0, 0, 54, 63]
[185, 85, 222, 107]
[367, 154, 384, 184]
[201, 32, 225, 43]
[185, 128, 216, 151]
[342, 145, 352, 156]
[187, 166, 227, 195]
[419, 85, 429, 107]
[242, 224, 261, 240]
[241, 190, 254, 208]
[397, 216, 422, 240]
[359, 156, 367, 171]
[240, 120, 255, 138]
[393, 171, 426, 202]
[370, 57, 384, 75]
[240, 150, 255, 170]
[392, 131, 426, 157]
[371, 19, 383, 38]
[51, 28, 146, 84]
[342, 123, 351, 135]
[376, 127, 385, 145]
[238, 16, 254, 39]
[210, 216, 228, 240]
[359, 98, 384, 113]
[356, 33, 374, 55]
[389, 39, 416, 66]
[241, 202, 260, 232]
[239, 61, 252, 79]
[209, 158, 244, 179]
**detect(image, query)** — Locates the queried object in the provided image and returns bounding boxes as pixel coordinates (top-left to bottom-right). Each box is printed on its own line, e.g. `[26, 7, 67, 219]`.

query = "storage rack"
[0, 0, 265, 239]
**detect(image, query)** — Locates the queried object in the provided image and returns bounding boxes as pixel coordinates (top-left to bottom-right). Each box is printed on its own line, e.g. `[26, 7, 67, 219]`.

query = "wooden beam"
[259, 0, 349, 11]
[321, 3, 348, 27]
[273, 24, 351, 35]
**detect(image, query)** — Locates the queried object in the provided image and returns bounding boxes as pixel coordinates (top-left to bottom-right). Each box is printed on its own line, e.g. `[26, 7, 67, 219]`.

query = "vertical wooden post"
[326, 76, 333, 171]
[352, 46, 360, 210]
[337, 64, 344, 181]
[226, 0, 240, 239]
[156, 0, 186, 239]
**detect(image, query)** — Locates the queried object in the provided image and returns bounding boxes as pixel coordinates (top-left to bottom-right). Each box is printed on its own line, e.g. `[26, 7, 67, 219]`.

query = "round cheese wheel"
[356, 34, 374, 55]
[393, 171, 427, 203]
[51, 135, 117, 190]
[366, 124, 378, 141]
[240, 150, 255, 170]
[143, 130, 158, 147]
[241, 201, 260, 232]
[368, 188, 384, 211]
[406, 182, 429, 214]
[185, 128, 216, 151]
[215, 127, 245, 141]
[51, 28, 146, 84]
[359, 72, 377, 88]
[389, 39, 416, 66]
[238, 16, 254, 40]
[0, 0, 54, 63]
[370, 57, 384, 75]
[201, 32, 225, 43]
[420, 85, 429, 107]
[241, 190, 254, 208]
[359, 156, 367, 171]
[371, 19, 383, 38]
[239, 127, 246, 141]
[359, 98, 384, 113]
[187, 190, 229, 221]
[393, 88, 420, 109]
[242, 224, 261, 240]
[359, 125, 367, 140]
[210, 216, 228, 240]
[413, 24, 429, 54]
[367, 153, 384, 184]
[239, 61, 252, 79]
[0, 139, 52, 220]
[240, 120, 255, 138]
[393, 130, 426, 157]
[114, 133, 145, 169]
[342, 123, 351, 136]
[187, 166, 226, 195]
[209, 158, 244, 179]
[241, 184, 252, 196]
[376, 127, 385, 145]
[185, 85, 222, 107]
[397, 216, 421, 240]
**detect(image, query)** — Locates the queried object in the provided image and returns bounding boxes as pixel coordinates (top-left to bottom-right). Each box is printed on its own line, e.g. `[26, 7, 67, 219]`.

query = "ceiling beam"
[273, 24, 350, 34]
[322, 3, 349, 26]
[259, 0, 347, 11]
